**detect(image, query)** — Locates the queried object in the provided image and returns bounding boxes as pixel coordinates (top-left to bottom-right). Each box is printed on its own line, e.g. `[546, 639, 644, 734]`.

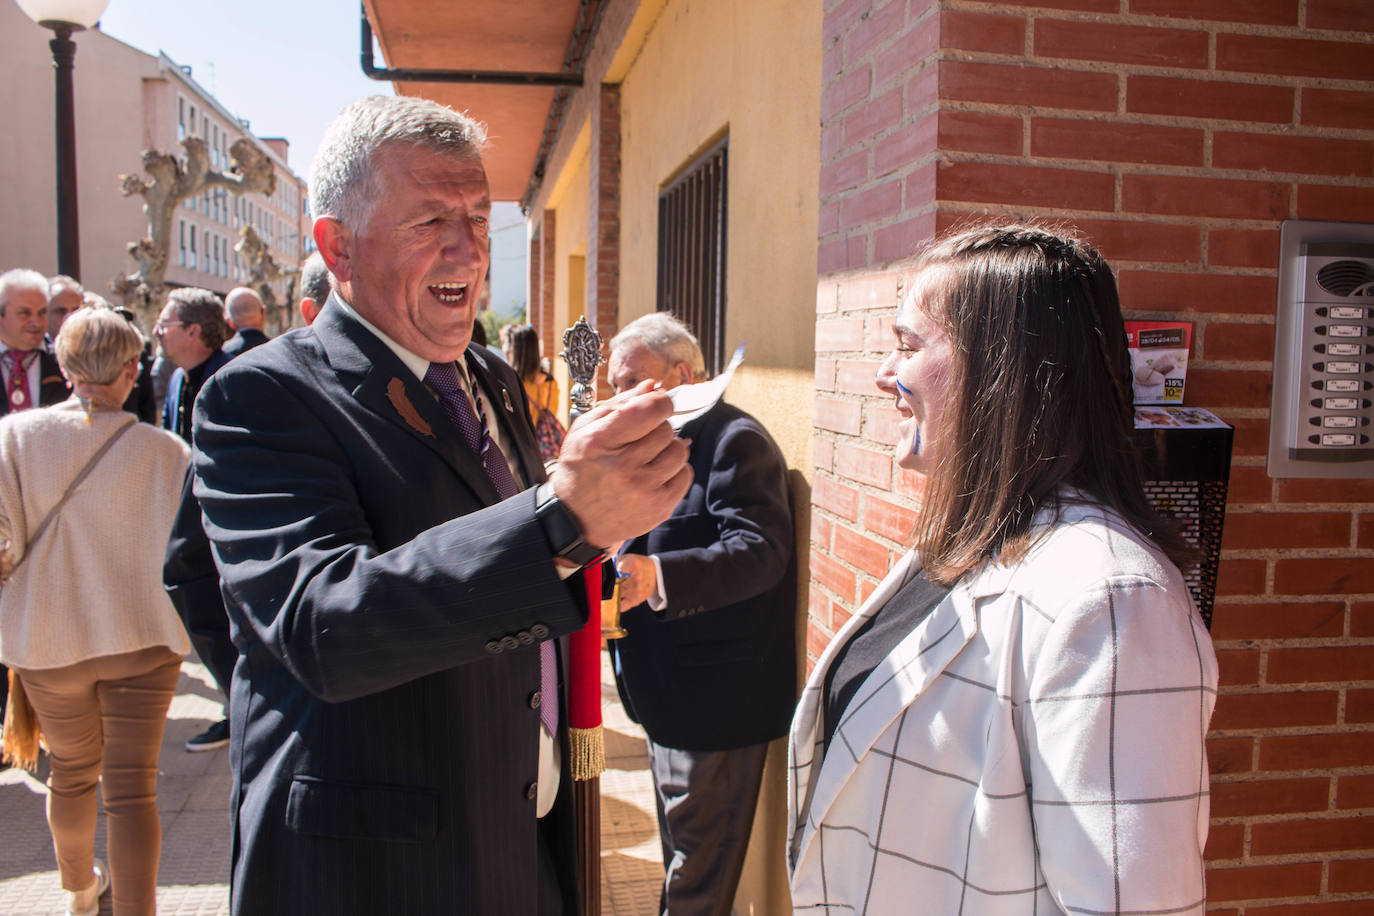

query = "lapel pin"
[502, 389, 514, 412]
[387, 377, 434, 438]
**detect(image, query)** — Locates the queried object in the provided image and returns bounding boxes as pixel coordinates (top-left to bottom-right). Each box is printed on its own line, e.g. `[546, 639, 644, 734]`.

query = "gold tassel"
[568, 724, 605, 781]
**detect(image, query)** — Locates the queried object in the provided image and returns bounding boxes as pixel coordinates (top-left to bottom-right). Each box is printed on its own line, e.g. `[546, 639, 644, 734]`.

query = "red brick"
[1261, 731, 1374, 772]
[875, 17, 939, 87]
[1308, 0, 1374, 31]
[1336, 773, 1374, 808]
[1031, 118, 1203, 166]
[1329, 857, 1374, 893]
[838, 272, 900, 311]
[939, 60, 1116, 111]
[1217, 34, 1374, 82]
[1210, 602, 1345, 640]
[1072, 219, 1199, 264]
[1222, 511, 1351, 550]
[1181, 368, 1272, 409]
[1303, 88, 1374, 131]
[1216, 558, 1266, 597]
[1274, 558, 1374, 595]
[1123, 174, 1289, 220]
[937, 111, 1021, 156]
[937, 161, 1114, 211]
[1216, 648, 1261, 687]
[807, 623, 832, 665]
[865, 402, 901, 448]
[1278, 477, 1374, 503]
[901, 162, 938, 212]
[1130, 0, 1299, 24]
[1209, 689, 1340, 730]
[864, 494, 918, 543]
[834, 442, 892, 488]
[960, 0, 1114, 9]
[811, 513, 833, 551]
[840, 180, 902, 229]
[845, 89, 903, 145]
[821, 121, 844, 163]
[823, 0, 871, 45]
[816, 317, 865, 352]
[1227, 465, 1273, 503]
[815, 397, 863, 437]
[1251, 814, 1374, 854]
[844, 0, 907, 63]
[1036, 20, 1208, 69]
[1205, 823, 1245, 861]
[814, 436, 835, 472]
[819, 236, 868, 275]
[1127, 75, 1294, 123]
[1355, 604, 1374, 638]
[1208, 736, 1255, 774]
[834, 525, 892, 578]
[874, 212, 939, 266]
[1298, 185, 1374, 223]
[1227, 417, 1270, 458]
[1118, 270, 1277, 315]
[1214, 132, 1374, 179]
[821, 150, 870, 197]
[1267, 646, 1374, 684]
[857, 578, 877, 606]
[837, 360, 884, 395]
[1205, 862, 1323, 901]
[866, 314, 896, 349]
[812, 547, 857, 598]
[874, 115, 937, 177]
[940, 10, 1024, 55]
[823, 41, 843, 82]
[1361, 515, 1374, 549]
[1201, 322, 1275, 362]
[819, 201, 839, 236]
[816, 357, 837, 390]
[1210, 227, 1280, 269]
[1248, 903, 1374, 916]
[822, 66, 873, 122]
[905, 57, 941, 116]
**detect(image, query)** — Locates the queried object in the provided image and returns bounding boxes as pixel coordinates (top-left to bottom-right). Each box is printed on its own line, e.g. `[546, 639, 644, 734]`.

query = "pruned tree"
[236, 224, 300, 333]
[112, 135, 276, 323]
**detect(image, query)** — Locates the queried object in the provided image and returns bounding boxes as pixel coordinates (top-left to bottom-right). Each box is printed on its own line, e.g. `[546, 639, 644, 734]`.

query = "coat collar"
[310, 298, 539, 503]
[788, 549, 980, 871]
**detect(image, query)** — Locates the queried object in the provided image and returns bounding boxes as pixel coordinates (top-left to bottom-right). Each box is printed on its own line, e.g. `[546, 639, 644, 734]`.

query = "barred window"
[656, 138, 728, 375]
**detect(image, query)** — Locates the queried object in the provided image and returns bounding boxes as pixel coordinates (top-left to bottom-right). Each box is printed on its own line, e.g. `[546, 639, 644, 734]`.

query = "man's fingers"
[568, 383, 674, 451]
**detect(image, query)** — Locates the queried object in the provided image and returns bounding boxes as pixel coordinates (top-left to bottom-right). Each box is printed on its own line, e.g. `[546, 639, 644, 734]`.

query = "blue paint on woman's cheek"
[894, 380, 921, 454]
[895, 380, 913, 397]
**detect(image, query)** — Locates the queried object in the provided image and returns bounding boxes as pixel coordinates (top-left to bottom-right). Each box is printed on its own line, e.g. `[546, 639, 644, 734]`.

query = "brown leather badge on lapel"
[387, 378, 433, 438]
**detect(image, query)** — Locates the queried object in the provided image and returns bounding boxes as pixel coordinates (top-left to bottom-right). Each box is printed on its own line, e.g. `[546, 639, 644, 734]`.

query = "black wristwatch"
[535, 481, 604, 568]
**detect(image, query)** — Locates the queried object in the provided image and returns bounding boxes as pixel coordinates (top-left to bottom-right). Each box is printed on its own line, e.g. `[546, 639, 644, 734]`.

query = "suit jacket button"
[484, 640, 502, 655]
[517, 630, 535, 646]
[500, 635, 520, 651]
[529, 691, 542, 710]
[525, 781, 538, 800]
[530, 624, 551, 640]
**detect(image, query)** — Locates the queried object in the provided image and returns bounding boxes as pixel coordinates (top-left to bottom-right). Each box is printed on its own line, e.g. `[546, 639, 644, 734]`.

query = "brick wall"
[813, 0, 1374, 908]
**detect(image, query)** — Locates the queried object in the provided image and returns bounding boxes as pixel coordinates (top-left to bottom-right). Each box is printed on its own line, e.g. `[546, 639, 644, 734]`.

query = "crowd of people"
[0, 91, 1217, 916]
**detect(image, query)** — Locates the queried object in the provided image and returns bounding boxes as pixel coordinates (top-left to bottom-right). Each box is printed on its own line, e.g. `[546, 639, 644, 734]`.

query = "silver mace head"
[561, 316, 603, 422]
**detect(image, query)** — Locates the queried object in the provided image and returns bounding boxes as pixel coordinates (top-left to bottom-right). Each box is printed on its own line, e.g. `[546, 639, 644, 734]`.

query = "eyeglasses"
[154, 320, 184, 334]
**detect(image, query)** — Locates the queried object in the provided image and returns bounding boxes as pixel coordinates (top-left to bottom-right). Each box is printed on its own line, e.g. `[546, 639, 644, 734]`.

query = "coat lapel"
[311, 300, 503, 505]
[788, 549, 981, 871]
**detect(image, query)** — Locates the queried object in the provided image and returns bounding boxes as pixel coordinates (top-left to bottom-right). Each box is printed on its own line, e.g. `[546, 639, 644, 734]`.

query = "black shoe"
[186, 718, 230, 753]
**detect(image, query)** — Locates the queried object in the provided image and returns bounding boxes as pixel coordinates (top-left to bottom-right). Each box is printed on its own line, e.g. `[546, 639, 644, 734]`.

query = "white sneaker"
[66, 859, 109, 916]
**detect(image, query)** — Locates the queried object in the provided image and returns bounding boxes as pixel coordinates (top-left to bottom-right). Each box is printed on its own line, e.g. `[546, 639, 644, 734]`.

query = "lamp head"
[16, 0, 110, 31]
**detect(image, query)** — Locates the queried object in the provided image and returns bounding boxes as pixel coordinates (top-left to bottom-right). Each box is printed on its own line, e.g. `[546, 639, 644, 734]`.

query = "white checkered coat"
[789, 501, 1218, 915]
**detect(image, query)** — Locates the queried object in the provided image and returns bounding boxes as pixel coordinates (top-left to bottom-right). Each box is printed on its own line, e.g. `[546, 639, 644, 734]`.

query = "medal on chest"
[9, 388, 25, 407]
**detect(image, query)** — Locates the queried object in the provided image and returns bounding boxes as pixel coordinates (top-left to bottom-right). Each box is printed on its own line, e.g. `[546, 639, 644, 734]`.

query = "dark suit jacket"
[192, 301, 587, 915]
[221, 326, 269, 358]
[611, 401, 797, 752]
[0, 347, 68, 417]
[162, 348, 231, 441]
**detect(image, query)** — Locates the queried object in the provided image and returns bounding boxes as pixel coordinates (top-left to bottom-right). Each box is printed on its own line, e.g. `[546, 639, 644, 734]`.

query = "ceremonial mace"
[561, 315, 612, 916]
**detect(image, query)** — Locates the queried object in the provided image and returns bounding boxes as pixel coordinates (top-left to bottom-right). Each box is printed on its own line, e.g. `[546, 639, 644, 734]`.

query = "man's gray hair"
[225, 286, 265, 326]
[48, 274, 83, 298]
[609, 313, 706, 381]
[0, 268, 49, 315]
[168, 287, 232, 351]
[309, 95, 488, 232]
[300, 252, 332, 303]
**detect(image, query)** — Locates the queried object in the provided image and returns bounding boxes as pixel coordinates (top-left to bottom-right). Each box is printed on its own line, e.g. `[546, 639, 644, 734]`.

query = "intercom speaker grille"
[1315, 259, 1374, 297]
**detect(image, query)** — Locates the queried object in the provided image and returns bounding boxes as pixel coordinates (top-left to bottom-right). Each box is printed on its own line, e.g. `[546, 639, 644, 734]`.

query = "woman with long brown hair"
[789, 225, 1218, 914]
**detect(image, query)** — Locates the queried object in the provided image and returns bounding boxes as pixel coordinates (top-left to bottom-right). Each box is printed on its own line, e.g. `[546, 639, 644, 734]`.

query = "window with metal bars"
[656, 138, 728, 376]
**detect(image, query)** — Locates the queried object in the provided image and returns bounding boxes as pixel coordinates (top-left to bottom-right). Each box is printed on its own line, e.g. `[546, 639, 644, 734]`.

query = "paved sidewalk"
[1, 652, 664, 915]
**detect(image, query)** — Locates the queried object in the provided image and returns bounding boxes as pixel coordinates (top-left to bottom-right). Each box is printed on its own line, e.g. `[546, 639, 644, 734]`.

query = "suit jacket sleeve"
[653, 413, 793, 620]
[191, 361, 587, 704]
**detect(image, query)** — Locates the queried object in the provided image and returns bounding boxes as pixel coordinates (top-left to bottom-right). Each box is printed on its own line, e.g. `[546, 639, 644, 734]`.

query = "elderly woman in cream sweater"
[0, 307, 190, 916]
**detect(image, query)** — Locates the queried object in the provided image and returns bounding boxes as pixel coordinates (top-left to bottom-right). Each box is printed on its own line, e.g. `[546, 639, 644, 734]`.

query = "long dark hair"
[509, 323, 543, 382]
[912, 224, 1193, 584]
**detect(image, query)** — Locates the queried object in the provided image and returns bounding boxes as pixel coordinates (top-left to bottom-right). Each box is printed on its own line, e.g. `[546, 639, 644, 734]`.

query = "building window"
[178, 98, 186, 141]
[211, 124, 219, 168]
[179, 220, 186, 267]
[189, 227, 197, 270]
[656, 138, 729, 375]
[189, 105, 196, 135]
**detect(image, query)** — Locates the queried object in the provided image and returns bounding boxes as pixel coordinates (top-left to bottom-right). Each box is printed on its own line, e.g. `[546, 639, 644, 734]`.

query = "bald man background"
[222, 287, 269, 357]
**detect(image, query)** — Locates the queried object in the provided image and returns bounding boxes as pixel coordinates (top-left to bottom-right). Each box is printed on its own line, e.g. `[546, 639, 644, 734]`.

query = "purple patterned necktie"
[425, 359, 558, 735]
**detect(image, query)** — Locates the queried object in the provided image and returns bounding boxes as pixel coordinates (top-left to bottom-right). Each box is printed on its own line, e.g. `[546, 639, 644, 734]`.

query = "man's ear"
[314, 218, 353, 284]
[673, 361, 696, 387]
[300, 297, 321, 325]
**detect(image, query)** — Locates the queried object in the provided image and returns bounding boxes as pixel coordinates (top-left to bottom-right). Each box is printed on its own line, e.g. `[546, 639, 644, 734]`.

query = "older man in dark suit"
[607, 313, 796, 916]
[221, 287, 270, 357]
[191, 95, 691, 916]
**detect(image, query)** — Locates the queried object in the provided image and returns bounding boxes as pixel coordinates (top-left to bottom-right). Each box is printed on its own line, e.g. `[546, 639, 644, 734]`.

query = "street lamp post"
[17, 0, 112, 282]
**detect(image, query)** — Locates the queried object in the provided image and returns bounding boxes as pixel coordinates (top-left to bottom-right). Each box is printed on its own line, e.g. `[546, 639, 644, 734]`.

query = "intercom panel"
[1268, 220, 1374, 479]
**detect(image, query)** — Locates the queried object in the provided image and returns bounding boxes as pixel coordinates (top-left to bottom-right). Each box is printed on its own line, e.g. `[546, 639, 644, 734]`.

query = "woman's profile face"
[875, 268, 954, 474]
